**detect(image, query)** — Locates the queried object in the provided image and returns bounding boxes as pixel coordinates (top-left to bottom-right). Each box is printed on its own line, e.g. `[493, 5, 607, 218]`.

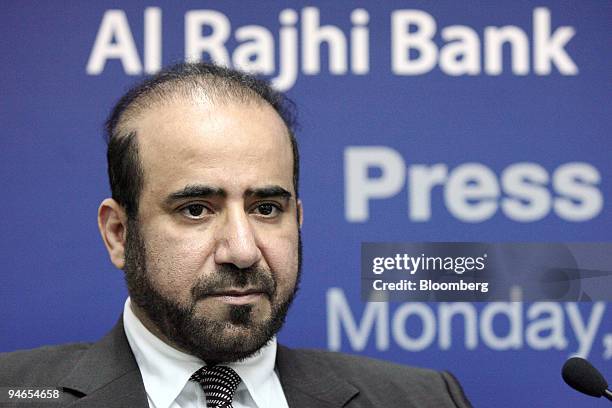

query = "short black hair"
[104, 62, 299, 219]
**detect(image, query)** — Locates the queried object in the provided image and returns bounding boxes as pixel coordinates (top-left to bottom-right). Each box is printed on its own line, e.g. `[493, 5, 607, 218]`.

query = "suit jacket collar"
[59, 319, 148, 407]
[276, 344, 359, 407]
[58, 319, 359, 408]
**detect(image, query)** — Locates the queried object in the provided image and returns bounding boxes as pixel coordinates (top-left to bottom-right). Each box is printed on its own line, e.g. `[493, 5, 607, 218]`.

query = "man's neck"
[129, 301, 192, 356]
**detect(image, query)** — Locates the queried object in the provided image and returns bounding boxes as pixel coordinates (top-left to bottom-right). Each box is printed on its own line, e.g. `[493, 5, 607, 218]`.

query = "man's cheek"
[149, 233, 210, 264]
[265, 241, 298, 269]
[268, 246, 299, 291]
[146, 247, 203, 299]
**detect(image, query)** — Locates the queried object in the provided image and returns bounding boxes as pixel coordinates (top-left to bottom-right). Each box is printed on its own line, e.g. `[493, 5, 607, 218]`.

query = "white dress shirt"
[123, 298, 289, 408]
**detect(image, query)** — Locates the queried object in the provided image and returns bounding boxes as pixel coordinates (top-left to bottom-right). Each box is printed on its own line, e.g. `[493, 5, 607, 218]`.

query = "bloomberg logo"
[344, 146, 603, 223]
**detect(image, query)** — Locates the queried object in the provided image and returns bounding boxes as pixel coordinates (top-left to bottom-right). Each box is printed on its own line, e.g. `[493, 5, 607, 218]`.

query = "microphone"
[562, 357, 612, 402]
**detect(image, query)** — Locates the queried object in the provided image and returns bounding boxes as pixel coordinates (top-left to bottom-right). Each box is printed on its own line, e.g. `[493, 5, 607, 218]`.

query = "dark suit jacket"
[0, 320, 472, 407]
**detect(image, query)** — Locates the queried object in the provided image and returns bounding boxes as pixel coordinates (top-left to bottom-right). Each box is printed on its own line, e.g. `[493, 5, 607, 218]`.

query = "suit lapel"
[58, 319, 148, 408]
[57, 322, 357, 407]
[276, 345, 358, 408]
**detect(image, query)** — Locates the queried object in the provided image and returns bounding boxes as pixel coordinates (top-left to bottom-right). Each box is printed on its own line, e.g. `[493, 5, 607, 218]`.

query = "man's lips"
[205, 289, 267, 305]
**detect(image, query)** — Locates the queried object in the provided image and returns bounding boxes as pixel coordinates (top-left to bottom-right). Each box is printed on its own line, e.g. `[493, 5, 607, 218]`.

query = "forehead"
[131, 96, 294, 197]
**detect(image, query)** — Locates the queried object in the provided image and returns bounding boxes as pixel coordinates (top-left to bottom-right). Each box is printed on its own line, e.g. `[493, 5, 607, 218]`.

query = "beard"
[123, 217, 301, 365]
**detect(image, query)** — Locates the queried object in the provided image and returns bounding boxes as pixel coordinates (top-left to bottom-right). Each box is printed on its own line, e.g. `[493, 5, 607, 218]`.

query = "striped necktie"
[190, 365, 242, 408]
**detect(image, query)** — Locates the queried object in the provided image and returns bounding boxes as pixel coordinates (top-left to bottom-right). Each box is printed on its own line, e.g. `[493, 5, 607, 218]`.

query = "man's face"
[123, 96, 301, 364]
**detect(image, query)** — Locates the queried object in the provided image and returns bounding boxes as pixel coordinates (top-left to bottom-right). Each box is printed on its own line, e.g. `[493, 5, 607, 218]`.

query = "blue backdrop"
[2, 1, 610, 406]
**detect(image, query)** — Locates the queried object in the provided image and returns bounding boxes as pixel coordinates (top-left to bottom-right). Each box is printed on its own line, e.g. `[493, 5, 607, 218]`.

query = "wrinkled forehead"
[117, 81, 271, 133]
[126, 95, 295, 197]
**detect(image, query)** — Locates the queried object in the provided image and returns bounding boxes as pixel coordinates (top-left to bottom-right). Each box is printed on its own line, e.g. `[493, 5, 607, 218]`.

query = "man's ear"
[98, 198, 129, 269]
[297, 199, 303, 228]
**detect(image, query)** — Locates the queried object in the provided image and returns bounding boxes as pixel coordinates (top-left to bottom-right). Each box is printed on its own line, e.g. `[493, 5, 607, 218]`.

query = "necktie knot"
[190, 365, 242, 408]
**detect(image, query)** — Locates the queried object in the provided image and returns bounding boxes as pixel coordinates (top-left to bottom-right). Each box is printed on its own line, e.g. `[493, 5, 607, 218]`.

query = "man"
[1, 63, 471, 407]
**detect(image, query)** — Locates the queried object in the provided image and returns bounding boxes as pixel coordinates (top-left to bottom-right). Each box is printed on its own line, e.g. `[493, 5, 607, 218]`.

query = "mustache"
[190, 264, 276, 299]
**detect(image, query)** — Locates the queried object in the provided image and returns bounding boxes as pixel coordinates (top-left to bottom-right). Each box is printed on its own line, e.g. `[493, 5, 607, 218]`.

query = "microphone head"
[562, 357, 608, 398]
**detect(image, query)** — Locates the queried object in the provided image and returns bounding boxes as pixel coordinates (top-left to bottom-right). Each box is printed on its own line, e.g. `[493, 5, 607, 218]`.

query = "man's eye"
[254, 203, 281, 217]
[180, 204, 210, 219]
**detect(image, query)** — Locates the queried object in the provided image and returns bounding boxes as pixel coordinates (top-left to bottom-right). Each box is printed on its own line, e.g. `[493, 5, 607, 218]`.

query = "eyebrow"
[164, 184, 292, 205]
[245, 186, 293, 200]
[164, 185, 226, 205]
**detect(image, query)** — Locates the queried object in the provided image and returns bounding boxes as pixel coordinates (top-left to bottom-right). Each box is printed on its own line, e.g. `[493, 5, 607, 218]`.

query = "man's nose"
[214, 207, 262, 269]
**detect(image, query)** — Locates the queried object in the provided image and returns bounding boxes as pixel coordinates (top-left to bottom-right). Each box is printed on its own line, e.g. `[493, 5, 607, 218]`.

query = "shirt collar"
[229, 336, 277, 408]
[122, 297, 277, 408]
